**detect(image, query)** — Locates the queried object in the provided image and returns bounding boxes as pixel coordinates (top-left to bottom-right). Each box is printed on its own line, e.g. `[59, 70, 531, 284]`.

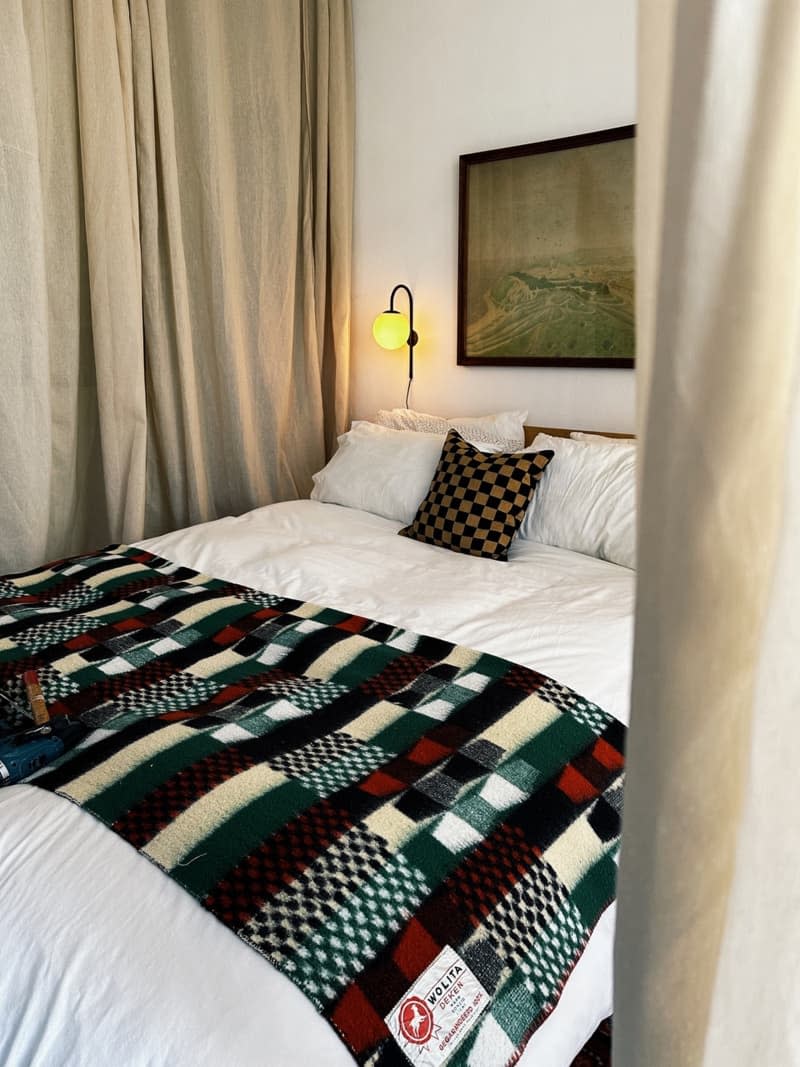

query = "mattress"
[0, 500, 634, 1067]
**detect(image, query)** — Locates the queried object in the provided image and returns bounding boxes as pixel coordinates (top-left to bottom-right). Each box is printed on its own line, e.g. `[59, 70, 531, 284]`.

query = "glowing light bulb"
[372, 310, 410, 350]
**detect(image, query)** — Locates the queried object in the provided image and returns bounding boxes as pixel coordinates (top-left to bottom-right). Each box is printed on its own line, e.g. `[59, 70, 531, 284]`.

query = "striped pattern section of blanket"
[0, 546, 625, 1067]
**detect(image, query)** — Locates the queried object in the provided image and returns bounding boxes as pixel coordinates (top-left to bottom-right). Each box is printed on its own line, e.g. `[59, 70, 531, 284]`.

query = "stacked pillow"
[310, 415, 637, 570]
[310, 421, 446, 525]
[569, 431, 631, 446]
[522, 433, 636, 569]
[310, 412, 531, 525]
[376, 408, 527, 452]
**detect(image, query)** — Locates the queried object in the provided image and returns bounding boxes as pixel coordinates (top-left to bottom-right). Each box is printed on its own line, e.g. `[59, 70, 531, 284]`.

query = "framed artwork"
[457, 125, 635, 368]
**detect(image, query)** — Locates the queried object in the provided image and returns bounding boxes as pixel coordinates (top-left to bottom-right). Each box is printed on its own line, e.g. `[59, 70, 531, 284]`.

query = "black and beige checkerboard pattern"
[399, 430, 554, 560]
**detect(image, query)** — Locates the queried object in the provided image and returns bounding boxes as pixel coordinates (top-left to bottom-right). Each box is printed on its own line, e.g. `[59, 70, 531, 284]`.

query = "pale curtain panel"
[1, 0, 353, 568]
[616, 2, 800, 1065]
[0, 0, 146, 572]
[131, 0, 354, 536]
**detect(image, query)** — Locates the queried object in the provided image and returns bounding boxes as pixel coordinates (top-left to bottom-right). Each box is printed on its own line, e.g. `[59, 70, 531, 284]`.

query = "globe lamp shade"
[372, 310, 410, 351]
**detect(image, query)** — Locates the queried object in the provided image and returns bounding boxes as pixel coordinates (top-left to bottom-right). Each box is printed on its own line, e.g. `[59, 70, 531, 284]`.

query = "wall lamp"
[372, 283, 418, 407]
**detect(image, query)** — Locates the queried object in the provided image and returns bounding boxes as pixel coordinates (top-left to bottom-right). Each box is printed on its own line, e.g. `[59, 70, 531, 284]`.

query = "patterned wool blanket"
[0, 546, 625, 1067]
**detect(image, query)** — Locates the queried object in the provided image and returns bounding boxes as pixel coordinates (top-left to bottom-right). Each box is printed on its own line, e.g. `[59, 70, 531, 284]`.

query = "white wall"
[351, 0, 637, 431]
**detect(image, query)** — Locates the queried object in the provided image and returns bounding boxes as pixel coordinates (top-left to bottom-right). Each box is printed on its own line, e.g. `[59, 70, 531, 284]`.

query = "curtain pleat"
[72, 0, 148, 544]
[0, 2, 54, 572]
[615, 2, 800, 1063]
[314, 0, 354, 458]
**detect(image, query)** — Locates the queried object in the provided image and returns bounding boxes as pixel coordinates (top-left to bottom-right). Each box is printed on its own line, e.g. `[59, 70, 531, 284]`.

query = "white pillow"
[570, 431, 634, 446]
[521, 433, 637, 569]
[310, 421, 444, 524]
[376, 408, 527, 452]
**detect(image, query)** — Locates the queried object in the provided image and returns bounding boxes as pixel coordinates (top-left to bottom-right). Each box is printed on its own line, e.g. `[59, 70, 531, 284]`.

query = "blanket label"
[385, 945, 489, 1066]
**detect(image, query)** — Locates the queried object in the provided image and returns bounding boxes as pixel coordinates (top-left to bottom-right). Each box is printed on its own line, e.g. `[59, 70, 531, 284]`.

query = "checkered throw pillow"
[398, 429, 553, 560]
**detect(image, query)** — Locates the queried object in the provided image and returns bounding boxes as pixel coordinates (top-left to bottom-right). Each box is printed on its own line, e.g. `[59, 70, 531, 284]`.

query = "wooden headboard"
[523, 426, 635, 446]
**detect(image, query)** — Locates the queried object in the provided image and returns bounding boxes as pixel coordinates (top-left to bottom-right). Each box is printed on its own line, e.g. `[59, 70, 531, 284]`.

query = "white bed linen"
[0, 501, 634, 1067]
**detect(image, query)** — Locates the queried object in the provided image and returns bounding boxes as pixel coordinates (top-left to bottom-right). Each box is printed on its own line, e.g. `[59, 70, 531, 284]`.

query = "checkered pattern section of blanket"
[0, 546, 625, 1067]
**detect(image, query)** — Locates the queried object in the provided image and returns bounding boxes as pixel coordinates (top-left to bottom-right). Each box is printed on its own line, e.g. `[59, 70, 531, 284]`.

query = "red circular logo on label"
[398, 996, 434, 1045]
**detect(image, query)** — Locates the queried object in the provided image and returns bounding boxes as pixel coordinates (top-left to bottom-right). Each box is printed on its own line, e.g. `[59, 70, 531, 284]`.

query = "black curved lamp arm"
[389, 283, 418, 382]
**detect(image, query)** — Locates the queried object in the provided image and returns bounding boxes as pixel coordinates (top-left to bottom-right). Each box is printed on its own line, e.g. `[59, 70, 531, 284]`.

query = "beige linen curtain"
[0, 0, 353, 572]
[132, 0, 353, 533]
[616, 2, 800, 1064]
[1, 0, 146, 571]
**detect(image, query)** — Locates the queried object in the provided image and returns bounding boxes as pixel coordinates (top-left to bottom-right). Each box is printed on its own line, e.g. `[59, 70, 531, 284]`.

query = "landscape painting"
[457, 127, 635, 368]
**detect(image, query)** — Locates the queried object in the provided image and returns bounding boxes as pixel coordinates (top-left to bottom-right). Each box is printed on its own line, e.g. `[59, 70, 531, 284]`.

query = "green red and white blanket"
[0, 546, 625, 1067]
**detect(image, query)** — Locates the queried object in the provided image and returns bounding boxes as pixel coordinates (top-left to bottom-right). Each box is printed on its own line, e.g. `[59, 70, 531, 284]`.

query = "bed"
[0, 421, 635, 1067]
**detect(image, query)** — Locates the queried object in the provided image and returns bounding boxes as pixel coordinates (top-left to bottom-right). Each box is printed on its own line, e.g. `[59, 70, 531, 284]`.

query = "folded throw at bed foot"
[0, 545, 625, 1067]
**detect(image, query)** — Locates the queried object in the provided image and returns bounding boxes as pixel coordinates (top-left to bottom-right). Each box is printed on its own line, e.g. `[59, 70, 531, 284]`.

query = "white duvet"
[0, 501, 634, 1067]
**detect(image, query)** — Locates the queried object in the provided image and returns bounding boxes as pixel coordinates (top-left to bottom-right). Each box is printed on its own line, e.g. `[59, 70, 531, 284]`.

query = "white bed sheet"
[0, 501, 634, 1067]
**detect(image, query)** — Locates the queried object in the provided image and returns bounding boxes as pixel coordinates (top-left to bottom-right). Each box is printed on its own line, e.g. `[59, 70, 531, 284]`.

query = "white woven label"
[385, 945, 489, 1066]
